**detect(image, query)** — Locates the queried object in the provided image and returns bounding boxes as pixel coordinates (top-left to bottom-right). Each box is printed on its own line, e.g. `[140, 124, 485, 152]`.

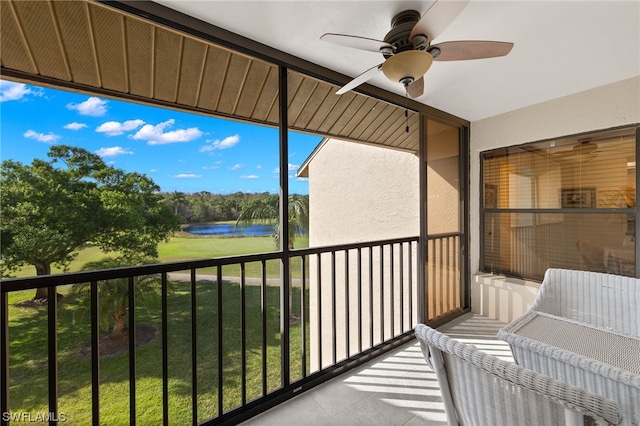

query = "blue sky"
[0, 79, 321, 194]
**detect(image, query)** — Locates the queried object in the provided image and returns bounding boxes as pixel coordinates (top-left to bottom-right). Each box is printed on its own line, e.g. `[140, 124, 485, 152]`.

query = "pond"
[183, 223, 274, 237]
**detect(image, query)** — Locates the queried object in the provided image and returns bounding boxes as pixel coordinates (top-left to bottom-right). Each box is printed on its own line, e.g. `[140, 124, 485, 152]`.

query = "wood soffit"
[0, 1, 466, 152]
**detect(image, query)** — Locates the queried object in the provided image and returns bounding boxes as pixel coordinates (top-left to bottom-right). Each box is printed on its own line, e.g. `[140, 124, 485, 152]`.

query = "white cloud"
[66, 97, 108, 116]
[149, 168, 158, 173]
[202, 165, 221, 170]
[0, 81, 43, 102]
[95, 146, 133, 157]
[172, 173, 202, 179]
[63, 122, 87, 130]
[228, 164, 243, 171]
[132, 119, 202, 145]
[273, 164, 300, 174]
[256, 165, 262, 169]
[199, 134, 240, 152]
[297, 177, 309, 182]
[240, 175, 260, 179]
[96, 119, 144, 136]
[23, 129, 60, 143]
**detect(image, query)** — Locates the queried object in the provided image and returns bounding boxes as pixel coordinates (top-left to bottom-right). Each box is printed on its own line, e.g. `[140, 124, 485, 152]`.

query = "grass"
[7, 277, 310, 425]
[5, 231, 311, 424]
[9, 234, 310, 279]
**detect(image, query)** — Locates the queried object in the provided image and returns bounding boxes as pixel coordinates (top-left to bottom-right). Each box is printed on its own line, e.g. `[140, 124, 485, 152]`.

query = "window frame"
[479, 125, 640, 280]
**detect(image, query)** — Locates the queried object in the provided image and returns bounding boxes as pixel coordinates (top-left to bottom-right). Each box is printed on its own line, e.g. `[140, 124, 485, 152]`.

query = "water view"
[184, 223, 274, 236]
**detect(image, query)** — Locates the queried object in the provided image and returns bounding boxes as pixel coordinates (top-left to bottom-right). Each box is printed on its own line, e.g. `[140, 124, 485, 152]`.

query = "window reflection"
[482, 127, 636, 279]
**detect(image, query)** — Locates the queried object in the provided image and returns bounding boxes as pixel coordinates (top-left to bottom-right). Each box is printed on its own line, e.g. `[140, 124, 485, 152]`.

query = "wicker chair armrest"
[417, 324, 623, 425]
[531, 268, 640, 336]
[498, 329, 640, 389]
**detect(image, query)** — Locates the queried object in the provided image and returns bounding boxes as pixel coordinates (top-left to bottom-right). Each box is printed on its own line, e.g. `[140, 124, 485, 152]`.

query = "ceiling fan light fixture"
[381, 50, 433, 85]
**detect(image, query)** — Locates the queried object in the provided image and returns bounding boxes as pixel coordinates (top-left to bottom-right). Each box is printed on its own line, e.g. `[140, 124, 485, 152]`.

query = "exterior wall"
[469, 76, 640, 322]
[306, 139, 420, 370]
[307, 139, 420, 246]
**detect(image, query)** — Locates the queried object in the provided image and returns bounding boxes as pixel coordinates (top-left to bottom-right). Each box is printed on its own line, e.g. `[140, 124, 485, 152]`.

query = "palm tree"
[71, 256, 167, 340]
[235, 194, 309, 249]
[168, 191, 189, 222]
[236, 194, 309, 322]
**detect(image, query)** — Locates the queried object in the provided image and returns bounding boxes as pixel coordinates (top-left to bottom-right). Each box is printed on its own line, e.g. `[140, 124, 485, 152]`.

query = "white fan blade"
[321, 33, 393, 53]
[410, 0, 470, 42]
[336, 64, 383, 95]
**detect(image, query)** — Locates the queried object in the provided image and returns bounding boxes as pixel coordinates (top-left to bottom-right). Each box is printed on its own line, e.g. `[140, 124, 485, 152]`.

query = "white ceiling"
[154, 0, 639, 122]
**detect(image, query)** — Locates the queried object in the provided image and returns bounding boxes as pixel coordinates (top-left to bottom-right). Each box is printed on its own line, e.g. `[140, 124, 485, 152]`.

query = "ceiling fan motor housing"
[381, 10, 433, 86]
[383, 10, 426, 58]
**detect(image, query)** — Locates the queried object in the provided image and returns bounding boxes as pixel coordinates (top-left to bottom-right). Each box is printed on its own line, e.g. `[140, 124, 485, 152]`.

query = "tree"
[71, 256, 165, 340]
[236, 194, 309, 322]
[166, 190, 190, 223]
[236, 194, 309, 250]
[0, 145, 179, 300]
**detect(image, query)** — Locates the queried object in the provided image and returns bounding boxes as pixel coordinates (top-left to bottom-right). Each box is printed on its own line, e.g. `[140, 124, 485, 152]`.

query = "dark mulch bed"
[77, 324, 157, 358]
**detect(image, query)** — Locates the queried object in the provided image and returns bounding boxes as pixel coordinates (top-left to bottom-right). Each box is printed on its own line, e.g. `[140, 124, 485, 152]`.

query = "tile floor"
[243, 313, 513, 425]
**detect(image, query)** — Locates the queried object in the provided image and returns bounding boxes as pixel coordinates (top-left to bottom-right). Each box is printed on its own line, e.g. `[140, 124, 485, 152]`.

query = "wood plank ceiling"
[0, 0, 422, 152]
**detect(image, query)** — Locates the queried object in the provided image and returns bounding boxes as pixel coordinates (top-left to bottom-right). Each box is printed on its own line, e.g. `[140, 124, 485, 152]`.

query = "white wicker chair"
[529, 268, 640, 335]
[415, 323, 622, 426]
[498, 268, 640, 425]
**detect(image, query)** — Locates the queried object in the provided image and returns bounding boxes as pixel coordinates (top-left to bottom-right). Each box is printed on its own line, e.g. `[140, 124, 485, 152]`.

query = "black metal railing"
[426, 233, 463, 320]
[1, 236, 424, 425]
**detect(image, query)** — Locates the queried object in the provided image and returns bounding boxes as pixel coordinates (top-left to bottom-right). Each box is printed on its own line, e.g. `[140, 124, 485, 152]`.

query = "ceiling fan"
[321, 0, 514, 98]
[553, 140, 600, 160]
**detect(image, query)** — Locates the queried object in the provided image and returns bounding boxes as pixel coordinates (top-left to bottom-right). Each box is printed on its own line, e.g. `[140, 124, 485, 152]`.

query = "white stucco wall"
[306, 139, 420, 369]
[307, 139, 420, 245]
[469, 76, 640, 323]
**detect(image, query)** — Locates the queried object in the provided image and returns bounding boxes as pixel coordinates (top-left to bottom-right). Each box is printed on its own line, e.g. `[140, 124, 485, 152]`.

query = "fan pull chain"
[405, 109, 409, 133]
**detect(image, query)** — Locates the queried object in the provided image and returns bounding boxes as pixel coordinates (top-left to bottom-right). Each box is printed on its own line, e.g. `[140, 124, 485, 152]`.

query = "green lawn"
[5, 232, 311, 424]
[7, 279, 310, 425]
[9, 234, 310, 279]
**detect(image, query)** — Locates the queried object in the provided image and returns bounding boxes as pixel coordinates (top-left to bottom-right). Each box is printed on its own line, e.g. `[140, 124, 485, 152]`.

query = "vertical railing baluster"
[190, 269, 198, 426]
[128, 276, 136, 425]
[445, 237, 450, 313]
[454, 237, 459, 308]
[379, 245, 384, 343]
[316, 253, 322, 370]
[368, 247, 374, 348]
[91, 280, 100, 426]
[399, 243, 404, 333]
[451, 237, 455, 308]
[390, 244, 395, 338]
[437, 238, 447, 314]
[430, 239, 436, 318]
[300, 256, 307, 378]
[161, 272, 169, 426]
[47, 286, 58, 426]
[281, 255, 290, 388]
[409, 242, 413, 328]
[240, 263, 247, 405]
[261, 260, 267, 396]
[357, 248, 362, 353]
[217, 266, 223, 415]
[1, 291, 8, 422]
[344, 249, 350, 358]
[331, 251, 336, 364]
[435, 238, 440, 317]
